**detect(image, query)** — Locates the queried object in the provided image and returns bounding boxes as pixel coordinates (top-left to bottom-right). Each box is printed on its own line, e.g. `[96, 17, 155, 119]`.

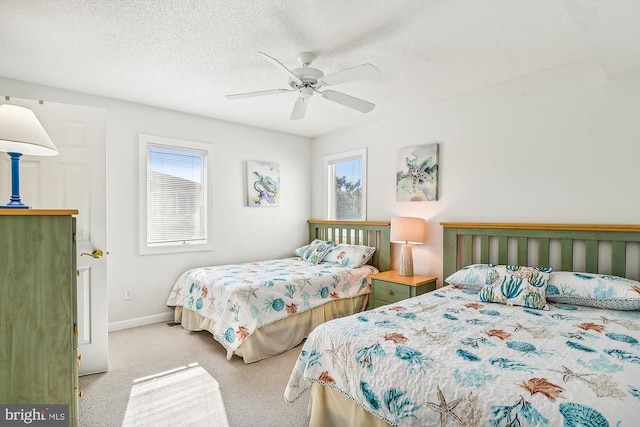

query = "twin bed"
[284, 222, 640, 426]
[166, 220, 391, 363]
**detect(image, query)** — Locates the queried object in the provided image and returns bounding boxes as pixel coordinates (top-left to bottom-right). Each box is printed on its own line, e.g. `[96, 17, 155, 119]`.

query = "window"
[139, 134, 213, 255]
[325, 148, 367, 220]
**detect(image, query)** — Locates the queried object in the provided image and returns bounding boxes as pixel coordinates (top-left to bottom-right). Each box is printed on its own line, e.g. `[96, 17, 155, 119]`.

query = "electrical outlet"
[124, 289, 132, 300]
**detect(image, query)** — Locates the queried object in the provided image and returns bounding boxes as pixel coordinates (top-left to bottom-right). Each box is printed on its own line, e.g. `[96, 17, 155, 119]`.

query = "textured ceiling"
[1, 0, 639, 138]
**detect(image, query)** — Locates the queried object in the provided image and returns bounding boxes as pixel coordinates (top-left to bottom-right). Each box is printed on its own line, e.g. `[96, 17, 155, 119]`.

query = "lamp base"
[0, 203, 30, 209]
[1, 152, 30, 209]
[398, 244, 414, 276]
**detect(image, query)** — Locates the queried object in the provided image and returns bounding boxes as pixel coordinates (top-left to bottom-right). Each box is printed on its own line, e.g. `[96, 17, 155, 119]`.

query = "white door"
[0, 97, 108, 375]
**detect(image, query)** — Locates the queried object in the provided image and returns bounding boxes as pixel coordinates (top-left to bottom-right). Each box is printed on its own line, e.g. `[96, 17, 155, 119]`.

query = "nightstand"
[369, 270, 438, 309]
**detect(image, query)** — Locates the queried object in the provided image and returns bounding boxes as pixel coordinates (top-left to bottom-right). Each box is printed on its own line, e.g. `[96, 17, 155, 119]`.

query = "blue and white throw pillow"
[299, 239, 334, 264]
[477, 265, 552, 310]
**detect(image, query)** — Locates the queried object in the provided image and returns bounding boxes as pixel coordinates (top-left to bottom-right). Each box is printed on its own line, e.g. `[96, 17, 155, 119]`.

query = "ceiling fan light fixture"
[299, 87, 313, 98]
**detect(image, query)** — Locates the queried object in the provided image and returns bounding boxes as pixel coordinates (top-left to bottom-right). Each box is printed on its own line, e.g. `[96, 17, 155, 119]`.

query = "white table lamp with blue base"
[0, 104, 58, 209]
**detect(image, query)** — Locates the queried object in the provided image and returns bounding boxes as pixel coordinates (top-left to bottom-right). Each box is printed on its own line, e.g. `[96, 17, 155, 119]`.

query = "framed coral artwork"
[247, 161, 280, 207]
[396, 143, 439, 201]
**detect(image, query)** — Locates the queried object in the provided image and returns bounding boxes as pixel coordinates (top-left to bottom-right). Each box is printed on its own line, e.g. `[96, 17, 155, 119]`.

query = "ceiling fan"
[226, 52, 380, 120]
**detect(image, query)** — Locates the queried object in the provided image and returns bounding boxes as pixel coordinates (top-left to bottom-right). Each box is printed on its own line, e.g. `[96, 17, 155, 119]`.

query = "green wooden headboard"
[442, 222, 640, 281]
[308, 220, 391, 272]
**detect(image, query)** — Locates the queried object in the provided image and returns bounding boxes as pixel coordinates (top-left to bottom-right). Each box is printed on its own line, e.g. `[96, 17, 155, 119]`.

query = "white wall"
[0, 77, 312, 329]
[311, 59, 640, 285]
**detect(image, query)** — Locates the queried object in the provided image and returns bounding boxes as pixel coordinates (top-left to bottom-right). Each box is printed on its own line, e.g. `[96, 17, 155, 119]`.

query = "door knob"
[81, 249, 103, 259]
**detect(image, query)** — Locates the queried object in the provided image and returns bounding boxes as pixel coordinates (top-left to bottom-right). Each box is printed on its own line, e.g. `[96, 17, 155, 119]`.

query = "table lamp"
[390, 216, 426, 276]
[0, 104, 58, 209]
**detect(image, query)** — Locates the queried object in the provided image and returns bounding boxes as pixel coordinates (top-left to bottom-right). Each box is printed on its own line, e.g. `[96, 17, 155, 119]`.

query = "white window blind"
[147, 144, 205, 245]
[139, 134, 212, 255]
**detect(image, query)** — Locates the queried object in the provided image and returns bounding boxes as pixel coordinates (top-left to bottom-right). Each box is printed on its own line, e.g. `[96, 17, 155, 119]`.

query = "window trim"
[138, 134, 214, 255]
[324, 148, 367, 221]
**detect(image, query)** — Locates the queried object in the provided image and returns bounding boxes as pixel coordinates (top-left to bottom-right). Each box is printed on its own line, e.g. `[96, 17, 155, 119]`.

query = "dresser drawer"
[372, 280, 410, 303]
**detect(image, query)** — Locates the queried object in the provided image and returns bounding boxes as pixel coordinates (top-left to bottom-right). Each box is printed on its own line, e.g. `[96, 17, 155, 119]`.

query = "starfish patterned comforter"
[284, 285, 640, 426]
[166, 257, 377, 354]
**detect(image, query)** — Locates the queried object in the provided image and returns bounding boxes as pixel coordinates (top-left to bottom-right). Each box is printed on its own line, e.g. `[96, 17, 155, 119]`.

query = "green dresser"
[0, 210, 79, 426]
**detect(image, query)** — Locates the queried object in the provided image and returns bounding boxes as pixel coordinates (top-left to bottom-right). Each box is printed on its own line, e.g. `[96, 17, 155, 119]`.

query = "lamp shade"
[390, 217, 426, 244]
[0, 104, 58, 156]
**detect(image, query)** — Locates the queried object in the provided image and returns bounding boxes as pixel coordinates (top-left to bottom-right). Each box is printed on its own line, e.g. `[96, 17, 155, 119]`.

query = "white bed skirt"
[308, 383, 390, 427]
[173, 294, 369, 363]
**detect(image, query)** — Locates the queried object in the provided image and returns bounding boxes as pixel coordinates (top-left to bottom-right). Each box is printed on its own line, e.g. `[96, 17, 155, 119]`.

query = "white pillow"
[444, 264, 491, 290]
[293, 244, 308, 257]
[546, 271, 640, 310]
[323, 244, 376, 268]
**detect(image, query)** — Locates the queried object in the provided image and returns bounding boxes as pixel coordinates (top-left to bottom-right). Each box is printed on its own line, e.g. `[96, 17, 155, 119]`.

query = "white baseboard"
[108, 311, 174, 332]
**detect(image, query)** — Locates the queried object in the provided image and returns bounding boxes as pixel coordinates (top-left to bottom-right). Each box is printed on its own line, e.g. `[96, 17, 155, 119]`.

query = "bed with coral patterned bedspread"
[166, 220, 391, 363]
[167, 258, 376, 353]
[285, 282, 640, 426]
[284, 222, 640, 426]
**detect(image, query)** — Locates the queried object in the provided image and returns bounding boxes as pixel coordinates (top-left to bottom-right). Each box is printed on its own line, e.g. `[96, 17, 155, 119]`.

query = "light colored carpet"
[122, 363, 229, 427]
[79, 322, 309, 426]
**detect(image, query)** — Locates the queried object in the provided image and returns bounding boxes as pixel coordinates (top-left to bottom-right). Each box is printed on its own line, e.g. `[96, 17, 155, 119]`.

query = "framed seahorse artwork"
[396, 143, 439, 201]
[247, 161, 280, 207]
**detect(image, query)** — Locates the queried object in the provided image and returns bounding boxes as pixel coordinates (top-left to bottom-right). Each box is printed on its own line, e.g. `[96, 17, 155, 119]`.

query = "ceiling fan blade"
[225, 89, 290, 100]
[290, 97, 308, 120]
[258, 51, 303, 85]
[321, 90, 375, 113]
[319, 63, 380, 86]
